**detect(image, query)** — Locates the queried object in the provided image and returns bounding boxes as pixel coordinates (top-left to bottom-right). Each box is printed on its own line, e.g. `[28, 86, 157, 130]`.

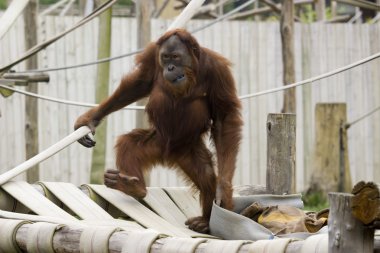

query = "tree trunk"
[24, 0, 39, 183]
[280, 0, 296, 113]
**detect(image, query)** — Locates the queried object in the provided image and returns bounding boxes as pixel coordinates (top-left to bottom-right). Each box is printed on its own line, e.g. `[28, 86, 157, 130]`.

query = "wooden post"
[266, 113, 296, 195]
[135, 0, 152, 130]
[136, 0, 152, 185]
[280, 0, 296, 113]
[310, 103, 352, 194]
[90, 0, 112, 183]
[315, 0, 326, 21]
[331, 0, 337, 18]
[301, 24, 312, 188]
[329, 193, 374, 253]
[23, 0, 39, 183]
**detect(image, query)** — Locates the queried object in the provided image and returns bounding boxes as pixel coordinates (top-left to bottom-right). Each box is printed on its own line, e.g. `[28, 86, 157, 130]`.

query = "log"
[266, 113, 296, 195]
[0, 78, 28, 86]
[351, 181, 380, 225]
[9, 222, 318, 253]
[329, 192, 374, 253]
[2, 72, 49, 83]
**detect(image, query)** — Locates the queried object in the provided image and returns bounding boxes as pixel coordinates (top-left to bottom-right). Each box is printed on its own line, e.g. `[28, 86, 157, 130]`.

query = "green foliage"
[303, 190, 329, 212]
[325, 7, 333, 20]
[0, 0, 7, 10]
[39, 0, 60, 5]
[299, 4, 316, 23]
[116, 0, 133, 6]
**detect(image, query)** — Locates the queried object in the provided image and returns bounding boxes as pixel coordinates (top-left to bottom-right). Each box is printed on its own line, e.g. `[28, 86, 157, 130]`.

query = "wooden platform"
[0, 181, 377, 253]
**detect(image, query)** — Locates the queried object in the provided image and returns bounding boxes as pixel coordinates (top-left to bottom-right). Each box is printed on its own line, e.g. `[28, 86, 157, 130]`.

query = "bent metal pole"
[0, 126, 91, 185]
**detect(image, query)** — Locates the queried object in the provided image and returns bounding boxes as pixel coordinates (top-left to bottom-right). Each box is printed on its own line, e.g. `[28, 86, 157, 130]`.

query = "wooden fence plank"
[0, 19, 379, 191]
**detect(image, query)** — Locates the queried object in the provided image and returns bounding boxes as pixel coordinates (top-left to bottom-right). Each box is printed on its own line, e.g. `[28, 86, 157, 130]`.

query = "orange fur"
[74, 29, 243, 232]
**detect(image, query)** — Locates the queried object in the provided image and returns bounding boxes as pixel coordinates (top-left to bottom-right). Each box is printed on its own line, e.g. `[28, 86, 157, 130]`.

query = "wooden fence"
[0, 16, 379, 191]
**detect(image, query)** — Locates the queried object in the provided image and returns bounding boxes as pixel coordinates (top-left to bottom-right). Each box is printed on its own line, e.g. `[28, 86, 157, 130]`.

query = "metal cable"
[346, 105, 380, 128]
[239, 51, 380, 99]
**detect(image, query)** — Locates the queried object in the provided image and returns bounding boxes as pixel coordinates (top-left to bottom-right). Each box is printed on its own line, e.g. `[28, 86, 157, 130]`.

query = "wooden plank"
[86, 184, 208, 237]
[164, 187, 202, 219]
[1, 181, 75, 220]
[40, 182, 114, 220]
[144, 187, 188, 227]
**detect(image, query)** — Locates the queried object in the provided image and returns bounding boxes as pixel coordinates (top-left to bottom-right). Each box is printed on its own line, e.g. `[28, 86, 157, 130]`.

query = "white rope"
[2, 50, 380, 107]
[0, 83, 145, 110]
[239, 50, 380, 99]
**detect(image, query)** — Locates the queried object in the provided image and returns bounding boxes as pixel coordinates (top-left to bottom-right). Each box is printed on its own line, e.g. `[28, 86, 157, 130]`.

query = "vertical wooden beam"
[329, 193, 374, 253]
[135, 0, 152, 130]
[266, 113, 296, 194]
[136, 0, 152, 185]
[315, 0, 326, 21]
[24, 0, 39, 183]
[310, 103, 352, 194]
[331, 0, 337, 18]
[280, 0, 296, 113]
[301, 25, 312, 188]
[90, 0, 112, 183]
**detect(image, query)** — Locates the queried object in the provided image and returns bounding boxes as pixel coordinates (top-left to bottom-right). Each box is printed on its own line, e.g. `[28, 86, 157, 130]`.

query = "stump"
[329, 192, 374, 253]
